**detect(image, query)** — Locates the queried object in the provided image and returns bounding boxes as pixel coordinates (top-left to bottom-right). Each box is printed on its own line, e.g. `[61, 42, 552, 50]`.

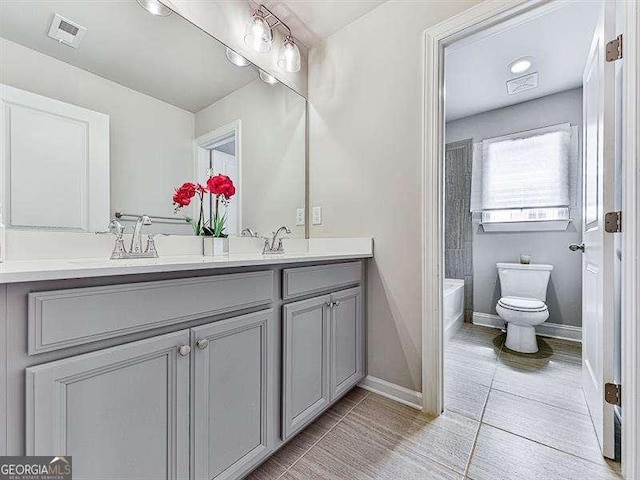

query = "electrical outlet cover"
[312, 206, 322, 225]
[296, 208, 305, 226]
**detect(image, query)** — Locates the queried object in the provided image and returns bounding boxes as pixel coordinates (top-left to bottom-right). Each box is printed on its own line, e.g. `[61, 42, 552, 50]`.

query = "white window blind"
[480, 128, 571, 210]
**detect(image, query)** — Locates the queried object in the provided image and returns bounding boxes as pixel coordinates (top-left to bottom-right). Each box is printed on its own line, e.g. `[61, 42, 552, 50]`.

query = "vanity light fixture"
[259, 70, 279, 85]
[278, 35, 301, 73]
[508, 57, 533, 75]
[244, 8, 273, 53]
[225, 47, 251, 67]
[245, 5, 302, 74]
[136, 0, 172, 17]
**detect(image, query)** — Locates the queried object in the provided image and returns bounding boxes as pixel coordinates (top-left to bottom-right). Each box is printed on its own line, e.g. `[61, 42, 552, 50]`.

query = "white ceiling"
[260, 0, 387, 47]
[0, 1, 258, 113]
[445, 1, 602, 121]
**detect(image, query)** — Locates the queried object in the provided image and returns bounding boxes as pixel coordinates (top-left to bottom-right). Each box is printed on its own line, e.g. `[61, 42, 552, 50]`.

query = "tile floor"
[246, 324, 622, 480]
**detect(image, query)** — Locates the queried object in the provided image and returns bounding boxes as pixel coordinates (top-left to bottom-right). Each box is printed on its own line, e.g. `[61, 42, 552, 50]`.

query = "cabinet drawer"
[282, 262, 362, 300]
[28, 271, 274, 355]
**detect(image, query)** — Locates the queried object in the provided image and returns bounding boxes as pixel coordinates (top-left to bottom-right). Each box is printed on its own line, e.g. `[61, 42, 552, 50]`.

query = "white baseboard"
[472, 312, 505, 330]
[537, 322, 582, 342]
[358, 375, 422, 410]
[472, 312, 582, 343]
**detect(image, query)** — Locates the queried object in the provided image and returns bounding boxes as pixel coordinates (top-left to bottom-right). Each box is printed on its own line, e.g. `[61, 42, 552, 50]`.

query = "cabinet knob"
[196, 339, 210, 350]
[334, 300, 340, 307]
[178, 345, 191, 356]
[326, 301, 332, 307]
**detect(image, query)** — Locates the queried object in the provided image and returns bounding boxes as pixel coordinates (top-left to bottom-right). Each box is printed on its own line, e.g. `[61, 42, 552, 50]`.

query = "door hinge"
[605, 383, 622, 407]
[606, 34, 623, 62]
[605, 211, 622, 233]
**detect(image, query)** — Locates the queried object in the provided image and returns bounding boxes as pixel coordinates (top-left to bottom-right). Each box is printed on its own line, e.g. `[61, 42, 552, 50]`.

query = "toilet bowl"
[496, 263, 553, 353]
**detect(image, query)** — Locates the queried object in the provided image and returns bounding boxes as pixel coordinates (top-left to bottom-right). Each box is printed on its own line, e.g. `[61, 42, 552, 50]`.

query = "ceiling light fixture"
[508, 57, 533, 75]
[136, 0, 172, 17]
[259, 70, 279, 85]
[225, 47, 251, 67]
[245, 5, 302, 74]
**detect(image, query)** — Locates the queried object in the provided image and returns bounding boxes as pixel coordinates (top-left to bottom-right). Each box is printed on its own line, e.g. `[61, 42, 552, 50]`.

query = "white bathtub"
[444, 278, 465, 343]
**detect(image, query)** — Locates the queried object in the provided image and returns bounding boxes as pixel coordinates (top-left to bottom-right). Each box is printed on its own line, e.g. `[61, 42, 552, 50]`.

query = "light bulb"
[259, 70, 278, 85]
[136, 0, 172, 17]
[508, 57, 533, 75]
[244, 10, 273, 53]
[278, 36, 301, 73]
[225, 48, 251, 67]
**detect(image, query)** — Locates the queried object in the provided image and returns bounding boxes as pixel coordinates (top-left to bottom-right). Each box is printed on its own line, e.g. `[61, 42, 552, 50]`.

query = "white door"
[0, 84, 110, 231]
[581, 1, 617, 459]
[212, 147, 239, 235]
[194, 121, 242, 236]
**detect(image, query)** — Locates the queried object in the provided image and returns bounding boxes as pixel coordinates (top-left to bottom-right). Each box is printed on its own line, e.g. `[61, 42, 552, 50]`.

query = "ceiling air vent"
[506, 72, 539, 95]
[48, 14, 86, 48]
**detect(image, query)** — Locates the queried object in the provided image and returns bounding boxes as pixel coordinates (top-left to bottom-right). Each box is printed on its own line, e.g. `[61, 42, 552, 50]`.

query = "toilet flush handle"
[569, 243, 585, 253]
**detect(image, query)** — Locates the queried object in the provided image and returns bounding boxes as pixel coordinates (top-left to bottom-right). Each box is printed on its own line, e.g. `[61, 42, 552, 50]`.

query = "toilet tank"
[497, 263, 553, 301]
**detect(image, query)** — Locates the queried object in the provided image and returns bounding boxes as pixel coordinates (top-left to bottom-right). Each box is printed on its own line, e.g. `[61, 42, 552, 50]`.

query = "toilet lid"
[498, 296, 547, 312]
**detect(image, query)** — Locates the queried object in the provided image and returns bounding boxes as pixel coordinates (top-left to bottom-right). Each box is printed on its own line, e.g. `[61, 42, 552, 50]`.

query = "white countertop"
[0, 237, 373, 284]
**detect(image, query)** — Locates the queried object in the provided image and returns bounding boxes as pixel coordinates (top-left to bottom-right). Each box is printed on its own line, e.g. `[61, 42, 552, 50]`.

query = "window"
[481, 207, 570, 224]
[470, 124, 577, 231]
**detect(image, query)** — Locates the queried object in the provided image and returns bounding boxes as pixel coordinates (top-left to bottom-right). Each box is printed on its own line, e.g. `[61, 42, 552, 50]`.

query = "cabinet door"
[330, 287, 365, 400]
[282, 295, 331, 440]
[26, 330, 190, 480]
[191, 310, 274, 480]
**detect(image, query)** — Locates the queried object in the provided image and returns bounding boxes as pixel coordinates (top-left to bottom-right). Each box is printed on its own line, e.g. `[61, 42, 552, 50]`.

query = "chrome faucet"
[107, 215, 158, 260]
[241, 228, 259, 237]
[130, 215, 152, 254]
[262, 226, 291, 254]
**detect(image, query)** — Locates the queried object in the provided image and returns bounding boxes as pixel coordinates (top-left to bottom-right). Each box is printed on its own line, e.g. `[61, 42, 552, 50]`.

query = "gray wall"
[446, 88, 583, 328]
[308, 0, 481, 392]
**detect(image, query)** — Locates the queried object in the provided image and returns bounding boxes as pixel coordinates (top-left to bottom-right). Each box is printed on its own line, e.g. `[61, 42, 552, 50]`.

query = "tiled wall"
[445, 139, 473, 321]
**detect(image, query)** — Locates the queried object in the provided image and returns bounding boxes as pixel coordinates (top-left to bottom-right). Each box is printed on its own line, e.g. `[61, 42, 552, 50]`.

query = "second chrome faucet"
[262, 226, 291, 254]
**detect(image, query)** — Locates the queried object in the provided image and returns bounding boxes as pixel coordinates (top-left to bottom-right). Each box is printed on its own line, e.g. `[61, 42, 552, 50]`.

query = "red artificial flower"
[207, 174, 236, 199]
[173, 182, 198, 208]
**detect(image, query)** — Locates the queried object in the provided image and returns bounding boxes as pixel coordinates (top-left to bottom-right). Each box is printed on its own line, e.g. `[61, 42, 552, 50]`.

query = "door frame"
[420, 0, 640, 477]
[193, 119, 242, 233]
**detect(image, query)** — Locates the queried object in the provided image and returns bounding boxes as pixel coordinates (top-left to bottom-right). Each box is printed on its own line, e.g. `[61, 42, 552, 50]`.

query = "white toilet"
[496, 262, 554, 353]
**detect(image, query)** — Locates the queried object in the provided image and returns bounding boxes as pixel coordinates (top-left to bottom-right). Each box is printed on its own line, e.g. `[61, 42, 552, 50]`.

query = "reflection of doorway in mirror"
[0, 84, 110, 233]
[194, 120, 241, 237]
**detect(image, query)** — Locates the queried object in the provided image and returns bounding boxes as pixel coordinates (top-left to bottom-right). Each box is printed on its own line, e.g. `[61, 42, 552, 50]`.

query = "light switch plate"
[296, 208, 305, 226]
[312, 206, 322, 225]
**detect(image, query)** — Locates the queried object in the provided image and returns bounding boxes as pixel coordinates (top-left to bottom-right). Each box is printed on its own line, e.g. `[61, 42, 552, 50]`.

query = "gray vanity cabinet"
[282, 295, 332, 440]
[25, 330, 191, 480]
[191, 310, 274, 480]
[330, 287, 364, 400]
[13, 262, 367, 480]
[25, 310, 275, 480]
[281, 285, 364, 441]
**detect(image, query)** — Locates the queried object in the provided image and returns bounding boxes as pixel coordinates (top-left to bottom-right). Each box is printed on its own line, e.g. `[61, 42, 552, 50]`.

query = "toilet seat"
[498, 296, 547, 313]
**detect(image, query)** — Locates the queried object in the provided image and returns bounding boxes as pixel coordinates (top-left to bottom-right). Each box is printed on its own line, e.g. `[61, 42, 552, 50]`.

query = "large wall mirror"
[0, 0, 306, 238]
